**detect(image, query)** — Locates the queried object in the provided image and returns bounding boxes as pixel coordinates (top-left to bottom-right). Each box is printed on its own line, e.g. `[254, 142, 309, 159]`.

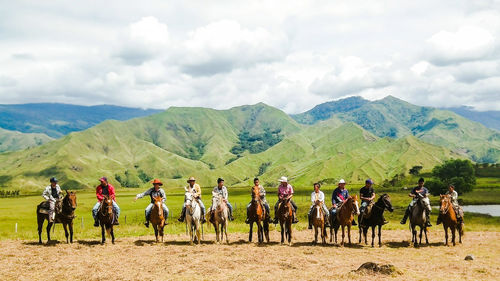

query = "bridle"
[440, 196, 451, 215]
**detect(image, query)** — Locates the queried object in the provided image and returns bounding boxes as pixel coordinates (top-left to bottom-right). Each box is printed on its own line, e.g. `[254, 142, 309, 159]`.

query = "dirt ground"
[0, 229, 498, 281]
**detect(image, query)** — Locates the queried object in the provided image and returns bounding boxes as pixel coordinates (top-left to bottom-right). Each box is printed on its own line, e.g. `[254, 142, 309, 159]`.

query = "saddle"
[38, 200, 62, 214]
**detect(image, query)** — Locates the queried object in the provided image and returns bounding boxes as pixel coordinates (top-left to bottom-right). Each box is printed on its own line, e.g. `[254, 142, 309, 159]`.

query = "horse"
[211, 192, 229, 244]
[311, 201, 328, 245]
[150, 196, 165, 243]
[97, 195, 116, 244]
[185, 191, 202, 245]
[277, 197, 293, 245]
[358, 194, 393, 247]
[329, 195, 360, 246]
[248, 185, 269, 243]
[409, 193, 430, 247]
[439, 195, 463, 246]
[37, 191, 77, 244]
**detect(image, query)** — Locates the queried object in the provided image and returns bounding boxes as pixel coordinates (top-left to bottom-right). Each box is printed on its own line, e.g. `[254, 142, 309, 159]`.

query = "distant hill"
[0, 128, 53, 152]
[0, 103, 162, 138]
[0, 103, 461, 191]
[292, 96, 500, 163]
[443, 106, 500, 131]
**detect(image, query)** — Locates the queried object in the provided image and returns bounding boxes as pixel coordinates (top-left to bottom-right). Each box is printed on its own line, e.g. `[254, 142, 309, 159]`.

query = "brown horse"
[330, 195, 360, 246]
[98, 195, 115, 244]
[311, 201, 327, 245]
[211, 192, 229, 244]
[439, 195, 463, 246]
[358, 194, 393, 247]
[37, 191, 77, 244]
[248, 186, 269, 243]
[277, 198, 293, 245]
[150, 196, 165, 243]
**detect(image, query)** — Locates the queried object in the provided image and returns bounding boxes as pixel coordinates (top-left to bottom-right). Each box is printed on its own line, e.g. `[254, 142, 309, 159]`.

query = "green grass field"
[1, 180, 499, 241]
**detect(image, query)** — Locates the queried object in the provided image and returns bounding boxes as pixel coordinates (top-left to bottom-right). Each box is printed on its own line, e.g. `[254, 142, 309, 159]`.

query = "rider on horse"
[330, 179, 357, 225]
[358, 179, 387, 227]
[178, 176, 206, 223]
[209, 178, 234, 222]
[42, 177, 62, 223]
[134, 178, 169, 228]
[245, 177, 271, 224]
[308, 182, 330, 229]
[273, 176, 299, 224]
[437, 184, 464, 225]
[92, 177, 120, 227]
[400, 177, 432, 227]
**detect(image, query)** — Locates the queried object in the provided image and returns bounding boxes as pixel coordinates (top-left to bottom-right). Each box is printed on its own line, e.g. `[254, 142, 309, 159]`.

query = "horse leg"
[321, 224, 326, 245]
[264, 221, 270, 243]
[224, 222, 229, 244]
[371, 226, 375, 247]
[347, 225, 352, 245]
[364, 227, 368, 245]
[378, 225, 382, 247]
[280, 222, 284, 244]
[424, 226, 429, 244]
[249, 222, 253, 242]
[101, 224, 105, 244]
[110, 226, 115, 244]
[444, 225, 448, 246]
[358, 225, 362, 244]
[314, 226, 318, 245]
[330, 225, 333, 243]
[451, 226, 456, 246]
[46, 222, 53, 243]
[154, 224, 159, 242]
[63, 223, 69, 243]
[37, 215, 44, 244]
[257, 221, 263, 244]
[419, 227, 423, 245]
[69, 221, 74, 243]
[288, 221, 292, 246]
[341, 225, 345, 246]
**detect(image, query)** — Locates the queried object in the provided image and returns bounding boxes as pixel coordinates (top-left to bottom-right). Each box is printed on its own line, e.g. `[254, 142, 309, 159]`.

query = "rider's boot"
[292, 212, 299, 224]
[325, 215, 331, 227]
[94, 217, 99, 227]
[177, 207, 186, 222]
[144, 214, 150, 228]
[113, 217, 119, 225]
[245, 208, 250, 224]
[400, 206, 410, 224]
[201, 210, 207, 224]
[229, 208, 234, 221]
[425, 210, 432, 227]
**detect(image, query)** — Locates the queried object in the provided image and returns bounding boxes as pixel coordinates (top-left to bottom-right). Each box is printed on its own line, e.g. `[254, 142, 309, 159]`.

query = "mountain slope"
[0, 128, 53, 152]
[443, 106, 500, 131]
[293, 96, 500, 162]
[0, 103, 161, 138]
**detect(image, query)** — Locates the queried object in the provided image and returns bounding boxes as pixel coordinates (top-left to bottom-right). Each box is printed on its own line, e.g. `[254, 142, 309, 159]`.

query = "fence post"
[124, 215, 127, 225]
[81, 217, 84, 229]
[15, 223, 17, 233]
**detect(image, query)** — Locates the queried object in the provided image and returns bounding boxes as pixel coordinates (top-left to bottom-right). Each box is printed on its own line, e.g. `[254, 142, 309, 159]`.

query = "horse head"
[153, 196, 163, 217]
[380, 194, 393, 212]
[351, 195, 360, 216]
[252, 186, 260, 202]
[66, 190, 77, 211]
[102, 195, 113, 215]
[439, 194, 451, 215]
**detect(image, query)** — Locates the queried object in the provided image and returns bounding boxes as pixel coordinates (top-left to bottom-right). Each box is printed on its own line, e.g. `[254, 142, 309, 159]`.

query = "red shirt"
[96, 183, 116, 202]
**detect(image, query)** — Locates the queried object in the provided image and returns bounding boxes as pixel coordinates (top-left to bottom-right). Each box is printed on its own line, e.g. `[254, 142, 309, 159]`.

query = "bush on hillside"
[430, 159, 475, 195]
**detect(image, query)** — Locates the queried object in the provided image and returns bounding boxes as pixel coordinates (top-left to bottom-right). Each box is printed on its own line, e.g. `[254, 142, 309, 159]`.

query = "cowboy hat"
[278, 176, 288, 183]
[187, 176, 196, 183]
[338, 179, 346, 184]
[152, 179, 163, 186]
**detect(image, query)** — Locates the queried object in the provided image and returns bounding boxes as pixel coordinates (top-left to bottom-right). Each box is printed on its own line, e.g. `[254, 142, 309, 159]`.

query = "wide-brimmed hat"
[187, 176, 196, 183]
[338, 179, 346, 184]
[152, 179, 163, 186]
[278, 176, 288, 183]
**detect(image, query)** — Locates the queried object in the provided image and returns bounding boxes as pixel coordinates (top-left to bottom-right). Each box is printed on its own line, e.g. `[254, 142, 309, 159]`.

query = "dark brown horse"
[98, 195, 115, 244]
[358, 194, 393, 247]
[277, 198, 293, 245]
[248, 186, 269, 243]
[150, 196, 165, 243]
[37, 191, 77, 244]
[439, 195, 463, 246]
[311, 201, 327, 245]
[330, 195, 359, 246]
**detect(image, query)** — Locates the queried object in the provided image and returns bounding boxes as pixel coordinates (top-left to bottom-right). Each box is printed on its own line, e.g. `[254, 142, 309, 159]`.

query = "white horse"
[211, 191, 229, 244]
[185, 192, 201, 245]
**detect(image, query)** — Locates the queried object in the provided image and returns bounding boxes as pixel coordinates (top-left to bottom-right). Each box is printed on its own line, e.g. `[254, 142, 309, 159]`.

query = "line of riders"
[40, 176, 464, 229]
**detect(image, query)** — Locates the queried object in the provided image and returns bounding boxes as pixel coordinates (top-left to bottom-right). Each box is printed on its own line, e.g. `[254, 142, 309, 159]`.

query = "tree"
[409, 165, 423, 175]
[429, 159, 475, 195]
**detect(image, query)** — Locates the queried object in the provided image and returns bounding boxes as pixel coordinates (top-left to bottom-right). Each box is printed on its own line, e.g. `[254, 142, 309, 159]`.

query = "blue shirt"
[332, 187, 349, 204]
[411, 186, 428, 197]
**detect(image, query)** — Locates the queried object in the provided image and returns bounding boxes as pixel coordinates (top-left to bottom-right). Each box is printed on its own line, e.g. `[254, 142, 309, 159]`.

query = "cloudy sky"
[1, 0, 499, 113]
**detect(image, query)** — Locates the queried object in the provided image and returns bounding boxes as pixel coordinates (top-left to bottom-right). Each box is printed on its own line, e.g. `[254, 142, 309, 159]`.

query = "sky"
[1, 0, 499, 113]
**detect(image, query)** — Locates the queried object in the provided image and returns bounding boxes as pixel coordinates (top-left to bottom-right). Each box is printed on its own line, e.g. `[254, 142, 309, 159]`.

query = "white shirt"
[311, 191, 325, 204]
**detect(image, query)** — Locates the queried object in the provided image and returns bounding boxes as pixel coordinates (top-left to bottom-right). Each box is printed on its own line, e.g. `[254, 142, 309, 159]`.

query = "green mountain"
[0, 103, 462, 191]
[0, 128, 53, 152]
[0, 103, 161, 138]
[292, 96, 500, 163]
